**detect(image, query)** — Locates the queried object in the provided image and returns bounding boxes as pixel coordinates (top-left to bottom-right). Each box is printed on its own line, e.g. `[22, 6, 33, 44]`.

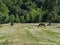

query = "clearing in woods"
[0, 23, 60, 45]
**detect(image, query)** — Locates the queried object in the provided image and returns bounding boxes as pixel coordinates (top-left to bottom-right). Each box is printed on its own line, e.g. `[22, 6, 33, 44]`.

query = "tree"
[0, 15, 2, 24]
[24, 14, 30, 23]
[43, 0, 58, 25]
[34, 15, 40, 23]
[29, 14, 34, 23]
[20, 16, 24, 23]
[0, 2, 9, 23]
[9, 15, 15, 24]
[55, 15, 60, 23]
[0, 0, 60, 23]
[28, 8, 43, 23]
[15, 15, 20, 23]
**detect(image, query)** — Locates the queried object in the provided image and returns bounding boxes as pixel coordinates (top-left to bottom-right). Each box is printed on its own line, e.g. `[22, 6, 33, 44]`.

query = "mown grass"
[0, 23, 60, 45]
[0, 24, 3, 28]
[43, 29, 60, 38]
[25, 30, 40, 41]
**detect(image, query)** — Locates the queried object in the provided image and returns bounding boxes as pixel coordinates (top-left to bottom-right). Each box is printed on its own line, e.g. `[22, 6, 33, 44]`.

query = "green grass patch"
[23, 43, 44, 45]
[0, 39, 10, 45]
[43, 29, 60, 38]
[25, 30, 40, 41]
[0, 34, 13, 40]
[0, 24, 3, 28]
[0, 24, 60, 45]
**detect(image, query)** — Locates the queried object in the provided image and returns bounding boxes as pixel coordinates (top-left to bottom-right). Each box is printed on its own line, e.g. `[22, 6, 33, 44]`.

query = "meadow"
[0, 23, 60, 45]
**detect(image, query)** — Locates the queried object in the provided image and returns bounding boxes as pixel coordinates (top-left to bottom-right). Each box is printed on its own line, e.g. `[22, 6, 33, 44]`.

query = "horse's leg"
[44, 25, 46, 28]
[38, 25, 39, 27]
[40, 25, 42, 28]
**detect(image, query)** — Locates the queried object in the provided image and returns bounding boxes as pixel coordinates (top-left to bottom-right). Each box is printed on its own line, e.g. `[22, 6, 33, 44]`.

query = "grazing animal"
[10, 22, 13, 26]
[38, 23, 46, 28]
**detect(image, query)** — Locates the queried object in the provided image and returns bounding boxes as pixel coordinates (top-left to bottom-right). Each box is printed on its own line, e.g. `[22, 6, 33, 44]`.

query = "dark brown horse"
[38, 23, 46, 28]
[10, 22, 13, 26]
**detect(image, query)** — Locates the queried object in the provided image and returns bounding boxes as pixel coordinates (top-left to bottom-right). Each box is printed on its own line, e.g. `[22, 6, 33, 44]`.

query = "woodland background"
[0, 0, 60, 24]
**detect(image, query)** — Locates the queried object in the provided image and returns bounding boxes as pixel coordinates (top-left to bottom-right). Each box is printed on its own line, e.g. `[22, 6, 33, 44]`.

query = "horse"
[38, 23, 46, 28]
[10, 22, 13, 26]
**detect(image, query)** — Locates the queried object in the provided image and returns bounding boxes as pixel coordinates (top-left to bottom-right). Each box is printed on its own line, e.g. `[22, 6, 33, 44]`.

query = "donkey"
[38, 23, 46, 28]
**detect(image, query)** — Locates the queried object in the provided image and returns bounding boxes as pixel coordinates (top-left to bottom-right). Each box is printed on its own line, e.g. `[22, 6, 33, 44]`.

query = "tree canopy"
[0, 0, 60, 24]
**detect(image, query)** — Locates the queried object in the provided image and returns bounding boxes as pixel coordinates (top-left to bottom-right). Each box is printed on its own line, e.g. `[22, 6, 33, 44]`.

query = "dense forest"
[0, 0, 60, 24]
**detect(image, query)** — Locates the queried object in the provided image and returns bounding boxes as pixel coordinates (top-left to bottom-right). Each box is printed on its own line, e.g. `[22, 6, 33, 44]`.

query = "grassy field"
[0, 23, 60, 45]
